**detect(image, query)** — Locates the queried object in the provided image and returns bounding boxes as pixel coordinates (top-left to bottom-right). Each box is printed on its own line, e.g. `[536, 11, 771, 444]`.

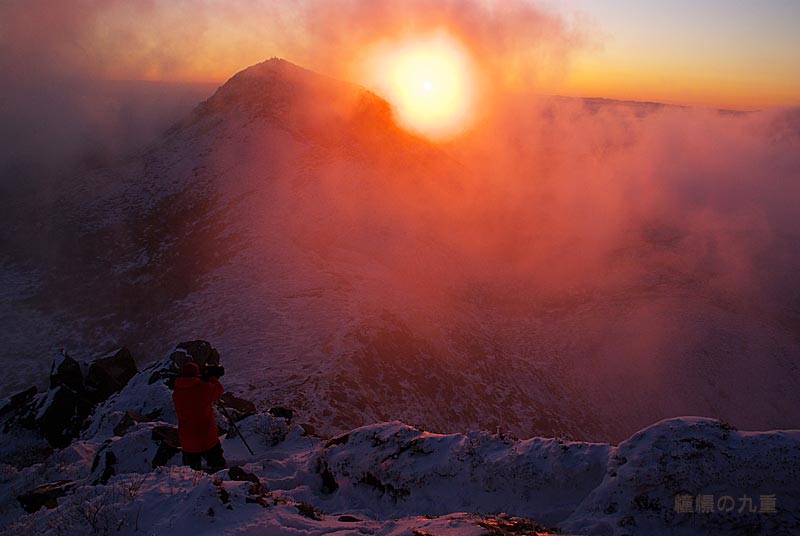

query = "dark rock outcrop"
[151, 425, 182, 468]
[317, 456, 339, 494]
[96, 451, 117, 485]
[0, 386, 39, 432]
[37, 386, 94, 448]
[0, 386, 37, 419]
[85, 347, 138, 402]
[17, 480, 73, 513]
[269, 406, 293, 424]
[228, 465, 262, 488]
[220, 392, 257, 421]
[2, 348, 139, 450]
[49, 351, 83, 391]
[113, 411, 151, 437]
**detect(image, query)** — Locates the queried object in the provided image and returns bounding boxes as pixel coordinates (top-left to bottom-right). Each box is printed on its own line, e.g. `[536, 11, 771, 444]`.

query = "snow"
[2, 59, 800, 534]
[561, 417, 800, 535]
[3, 379, 799, 536]
[2, 58, 799, 449]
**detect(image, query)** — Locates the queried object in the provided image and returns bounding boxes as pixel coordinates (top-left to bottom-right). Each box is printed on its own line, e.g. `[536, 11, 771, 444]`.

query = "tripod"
[216, 402, 255, 456]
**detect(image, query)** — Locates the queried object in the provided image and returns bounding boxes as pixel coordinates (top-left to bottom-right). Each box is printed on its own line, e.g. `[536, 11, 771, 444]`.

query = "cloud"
[0, 1, 214, 182]
[3, 0, 799, 436]
[0, 0, 581, 182]
[296, 0, 582, 88]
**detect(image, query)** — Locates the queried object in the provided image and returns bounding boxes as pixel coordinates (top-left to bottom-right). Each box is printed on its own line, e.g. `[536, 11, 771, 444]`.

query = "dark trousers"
[183, 442, 226, 472]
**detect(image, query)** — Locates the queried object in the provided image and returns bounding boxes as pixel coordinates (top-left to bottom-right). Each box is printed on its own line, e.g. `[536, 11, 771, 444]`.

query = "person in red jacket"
[173, 362, 226, 471]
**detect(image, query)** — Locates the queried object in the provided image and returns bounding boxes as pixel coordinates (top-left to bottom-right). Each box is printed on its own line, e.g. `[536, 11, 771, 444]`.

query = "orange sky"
[7, 0, 797, 110]
[558, 0, 800, 108]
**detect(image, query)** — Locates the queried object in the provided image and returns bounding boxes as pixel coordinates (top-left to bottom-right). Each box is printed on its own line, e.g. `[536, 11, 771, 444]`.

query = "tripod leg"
[217, 402, 255, 456]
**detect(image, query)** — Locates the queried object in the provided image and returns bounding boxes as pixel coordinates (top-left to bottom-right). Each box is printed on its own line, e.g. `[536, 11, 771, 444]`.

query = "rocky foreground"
[1, 341, 798, 535]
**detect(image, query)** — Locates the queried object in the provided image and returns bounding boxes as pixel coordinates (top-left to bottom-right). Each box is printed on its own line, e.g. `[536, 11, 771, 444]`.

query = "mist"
[0, 0, 582, 181]
[1, 0, 799, 439]
[252, 71, 800, 434]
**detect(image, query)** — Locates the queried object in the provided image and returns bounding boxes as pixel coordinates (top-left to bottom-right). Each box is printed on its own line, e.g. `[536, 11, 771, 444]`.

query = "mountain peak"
[196, 57, 377, 116]
[189, 57, 416, 150]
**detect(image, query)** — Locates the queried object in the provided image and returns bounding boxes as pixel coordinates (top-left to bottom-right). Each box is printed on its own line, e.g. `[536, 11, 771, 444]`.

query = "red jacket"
[173, 376, 224, 453]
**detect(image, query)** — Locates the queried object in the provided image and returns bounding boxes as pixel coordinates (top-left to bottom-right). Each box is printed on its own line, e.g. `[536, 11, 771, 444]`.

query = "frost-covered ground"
[2, 349, 798, 535]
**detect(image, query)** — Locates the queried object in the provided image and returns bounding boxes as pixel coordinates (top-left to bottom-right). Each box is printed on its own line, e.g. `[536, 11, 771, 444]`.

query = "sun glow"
[359, 31, 479, 141]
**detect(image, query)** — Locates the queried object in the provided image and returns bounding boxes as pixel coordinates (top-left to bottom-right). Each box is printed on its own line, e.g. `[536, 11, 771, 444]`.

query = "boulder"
[174, 340, 221, 366]
[15, 348, 138, 448]
[92, 450, 117, 485]
[0, 386, 37, 419]
[85, 347, 138, 402]
[49, 350, 83, 391]
[113, 411, 151, 437]
[229, 465, 267, 495]
[0, 386, 40, 433]
[318, 456, 339, 494]
[151, 425, 181, 468]
[228, 465, 260, 485]
[268, 406, 293, 424]
[17, 480, 73, 513]
[299, 423, 316, 437]
[37, 386, 93, 448]
[220, 392, 257, 420]
[152, 425, 181, 449]
[147, 365, 177, 388]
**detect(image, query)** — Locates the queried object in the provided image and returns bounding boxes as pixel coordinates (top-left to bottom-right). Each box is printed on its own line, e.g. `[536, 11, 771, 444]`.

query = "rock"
[17, 480, 73, 513]
[299, 423, 316, 437]
[85, 347, 138, 402]
[50, 350, 83, 391]
[295, 503, 322, 520]
[243, 413, 289, 446]
[175, 340, 220, 366]
[151, 425, 181, 448]
[0, 386, 37, 419]
[0, 386, 40, 433]
[325, 432, 350, 448]
[317, 456, 339, 494]
[113, 411, 151, 437]
[219, 392, 256, 420]
[151, 425, 181, 468]
[95, 450, 117, 485]
[92, 450, 117, 485]
[12, 348, 138, 448]
[268, 406, 293, 424]
[37, 386, 93, 448]
[228, 466, 259, 483]
[338, 515, 361, 522]
[147, 366, 177, 388]
[228, 465, 262, 490]
[152, 441, 181, 467]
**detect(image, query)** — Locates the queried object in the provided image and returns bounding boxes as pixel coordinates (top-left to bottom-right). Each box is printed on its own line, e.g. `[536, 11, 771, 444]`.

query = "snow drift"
[1, 347, 798, 535]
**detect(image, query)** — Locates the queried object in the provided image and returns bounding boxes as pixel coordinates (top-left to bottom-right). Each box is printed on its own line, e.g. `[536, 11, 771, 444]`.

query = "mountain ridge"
[1, 57, 798, 445]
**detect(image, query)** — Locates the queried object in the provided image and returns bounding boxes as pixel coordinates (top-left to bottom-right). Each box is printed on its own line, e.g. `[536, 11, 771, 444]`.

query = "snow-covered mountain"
[1, 349, 798, 535]
[1, 58, 799, 443]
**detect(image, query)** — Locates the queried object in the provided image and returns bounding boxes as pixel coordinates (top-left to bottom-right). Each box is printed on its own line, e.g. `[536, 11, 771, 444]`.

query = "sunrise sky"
[2, 0, 799, 110]
[560, 0, 800, 107]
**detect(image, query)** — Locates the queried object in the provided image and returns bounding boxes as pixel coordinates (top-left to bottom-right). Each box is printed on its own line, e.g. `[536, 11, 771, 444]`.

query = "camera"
[201, 364, 225, 379]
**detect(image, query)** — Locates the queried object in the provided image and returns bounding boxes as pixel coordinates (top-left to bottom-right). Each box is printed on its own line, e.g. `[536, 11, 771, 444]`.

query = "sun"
[359, 31, 479, 141]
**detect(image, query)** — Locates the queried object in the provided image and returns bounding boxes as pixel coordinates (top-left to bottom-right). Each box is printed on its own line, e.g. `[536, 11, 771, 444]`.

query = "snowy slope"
[1, 354, 798, 535]
[1, 58, 799, 444]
